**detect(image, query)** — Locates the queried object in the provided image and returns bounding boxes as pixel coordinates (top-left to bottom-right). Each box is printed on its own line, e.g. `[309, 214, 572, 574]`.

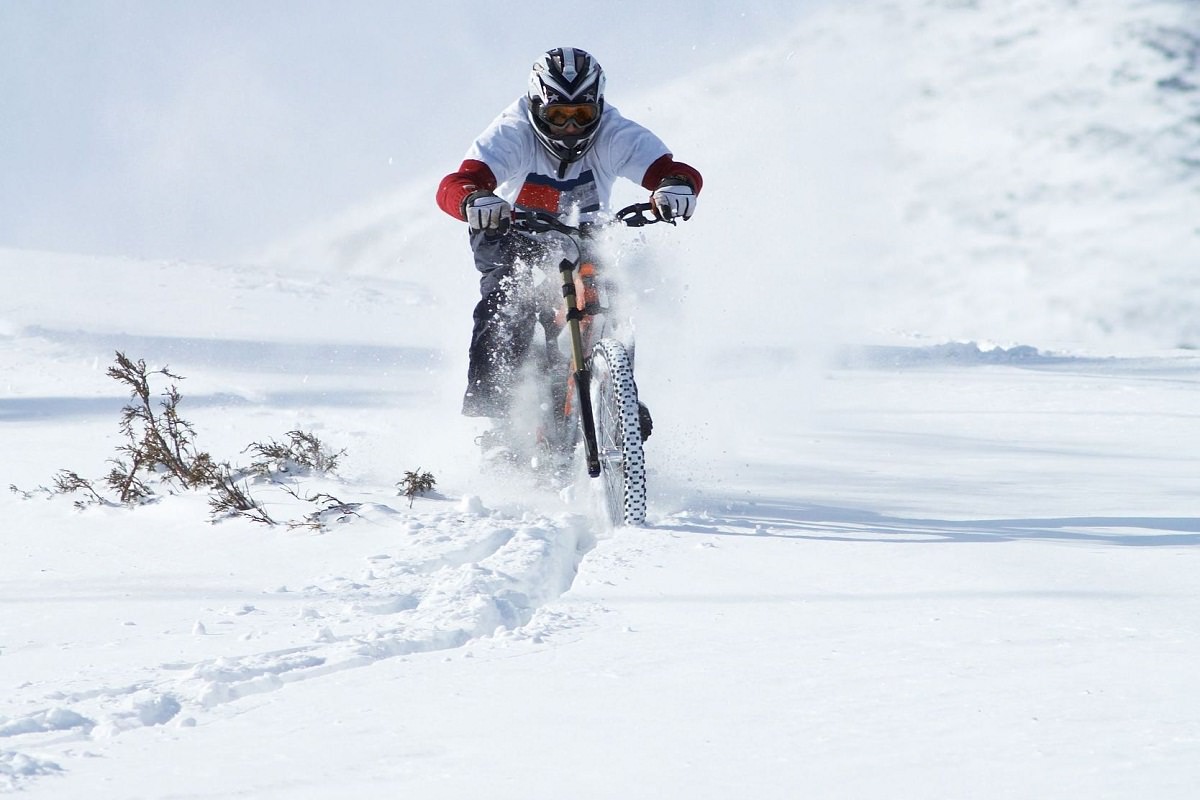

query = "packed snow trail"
[0, 488, 597, 789]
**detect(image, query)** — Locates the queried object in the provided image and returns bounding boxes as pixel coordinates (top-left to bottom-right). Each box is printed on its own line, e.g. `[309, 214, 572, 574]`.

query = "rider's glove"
[651, 178, 696, 222]
[463, 190, 512, 233]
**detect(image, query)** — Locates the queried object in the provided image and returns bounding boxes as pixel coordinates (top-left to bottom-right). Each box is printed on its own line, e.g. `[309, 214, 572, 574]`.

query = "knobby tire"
[589, 338, 647, 526]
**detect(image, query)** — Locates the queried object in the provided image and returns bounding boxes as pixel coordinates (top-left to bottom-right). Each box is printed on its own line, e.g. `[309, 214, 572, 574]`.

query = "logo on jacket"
[515, 170, 600, 215]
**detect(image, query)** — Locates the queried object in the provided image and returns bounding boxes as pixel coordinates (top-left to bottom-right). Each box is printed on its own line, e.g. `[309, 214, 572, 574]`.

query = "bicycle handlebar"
[509, 202, 668, 237]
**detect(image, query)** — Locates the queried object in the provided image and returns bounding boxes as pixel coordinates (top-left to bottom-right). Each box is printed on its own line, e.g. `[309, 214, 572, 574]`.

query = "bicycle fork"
[558, 258, 602, 478]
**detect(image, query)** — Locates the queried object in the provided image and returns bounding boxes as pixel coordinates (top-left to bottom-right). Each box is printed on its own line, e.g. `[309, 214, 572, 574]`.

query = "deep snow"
[2, 1, 1200, 798]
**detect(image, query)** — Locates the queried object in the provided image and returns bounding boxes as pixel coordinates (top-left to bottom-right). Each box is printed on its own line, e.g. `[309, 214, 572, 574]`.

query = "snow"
[3, 1, 1200, 797]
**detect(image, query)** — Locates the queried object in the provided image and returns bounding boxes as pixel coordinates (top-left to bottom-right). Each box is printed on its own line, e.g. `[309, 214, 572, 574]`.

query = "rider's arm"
[437, 98, 533, 220]
[641, 154, 703, 195]
[437, 159, 498, 220]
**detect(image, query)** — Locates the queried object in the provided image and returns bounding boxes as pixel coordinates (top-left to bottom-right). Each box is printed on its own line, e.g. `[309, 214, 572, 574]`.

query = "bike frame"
[508, 202, 665, 479]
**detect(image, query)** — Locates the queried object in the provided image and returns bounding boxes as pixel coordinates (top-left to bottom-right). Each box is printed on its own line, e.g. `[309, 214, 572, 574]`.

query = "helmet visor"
[539, 102, 600, 128]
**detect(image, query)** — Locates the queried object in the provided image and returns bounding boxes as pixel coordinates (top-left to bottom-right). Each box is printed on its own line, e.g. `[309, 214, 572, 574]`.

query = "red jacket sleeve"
[436, 159, 498, 220]
[641, 154, 703, 195]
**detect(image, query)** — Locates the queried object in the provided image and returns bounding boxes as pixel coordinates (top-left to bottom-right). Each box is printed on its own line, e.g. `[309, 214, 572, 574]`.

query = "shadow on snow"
[660, 498, 1200, 547]
[20, 325, 441, 375]
[0, 389, 427, 422]
[1, 326, 445, 422]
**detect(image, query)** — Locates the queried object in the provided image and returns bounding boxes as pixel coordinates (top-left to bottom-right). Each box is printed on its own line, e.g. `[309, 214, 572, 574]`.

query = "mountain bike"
[487, 202, 665, 527]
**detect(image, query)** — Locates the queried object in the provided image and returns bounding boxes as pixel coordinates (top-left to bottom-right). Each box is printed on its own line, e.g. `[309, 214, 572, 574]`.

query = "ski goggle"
[539, 103, 600, 127]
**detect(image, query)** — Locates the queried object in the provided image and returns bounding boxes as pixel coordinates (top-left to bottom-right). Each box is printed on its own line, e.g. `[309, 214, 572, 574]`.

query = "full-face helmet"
[526, 47, 606, 164]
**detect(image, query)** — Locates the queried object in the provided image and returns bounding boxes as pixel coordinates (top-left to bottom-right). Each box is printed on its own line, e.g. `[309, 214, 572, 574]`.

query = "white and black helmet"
[526, 47, 606, 165]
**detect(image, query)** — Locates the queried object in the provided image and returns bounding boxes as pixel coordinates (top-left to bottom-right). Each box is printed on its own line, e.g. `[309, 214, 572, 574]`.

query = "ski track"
[0, 500, 598, 791]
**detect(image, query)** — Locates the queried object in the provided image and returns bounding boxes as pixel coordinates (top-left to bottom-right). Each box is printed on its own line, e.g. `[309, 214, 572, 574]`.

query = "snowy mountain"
[257, 0, 1200, 354]
[2, 2, 1199, 797]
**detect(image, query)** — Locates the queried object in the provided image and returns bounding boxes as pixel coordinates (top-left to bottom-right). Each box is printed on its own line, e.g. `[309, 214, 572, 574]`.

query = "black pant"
[462, 230, 555, 418]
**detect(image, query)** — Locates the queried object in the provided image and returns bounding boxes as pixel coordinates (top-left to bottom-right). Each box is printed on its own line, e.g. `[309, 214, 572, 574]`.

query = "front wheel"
[589, 338, 647, 526]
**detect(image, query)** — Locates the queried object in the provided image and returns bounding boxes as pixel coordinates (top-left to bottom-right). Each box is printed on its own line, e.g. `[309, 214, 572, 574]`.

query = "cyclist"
[436, 46, 702, 422]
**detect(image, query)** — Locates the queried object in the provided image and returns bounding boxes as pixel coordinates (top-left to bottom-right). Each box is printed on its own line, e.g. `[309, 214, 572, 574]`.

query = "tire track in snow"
[0, 501, 597, 790]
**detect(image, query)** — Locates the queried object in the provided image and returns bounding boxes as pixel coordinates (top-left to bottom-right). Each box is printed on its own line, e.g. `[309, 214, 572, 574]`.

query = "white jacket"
[464, 97, 672, 220]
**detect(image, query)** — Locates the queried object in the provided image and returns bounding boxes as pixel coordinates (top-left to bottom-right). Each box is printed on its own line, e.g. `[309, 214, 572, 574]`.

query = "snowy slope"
[881, 0, 1200, 351]
[3, 1, 1200, 797]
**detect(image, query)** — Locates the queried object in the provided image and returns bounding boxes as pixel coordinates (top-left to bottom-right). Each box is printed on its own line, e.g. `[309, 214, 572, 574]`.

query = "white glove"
[463, 191, 512, 232]
[651, 182, 696, 221]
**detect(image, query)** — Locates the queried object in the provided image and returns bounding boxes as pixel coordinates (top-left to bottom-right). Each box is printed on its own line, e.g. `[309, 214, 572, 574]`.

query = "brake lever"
[614, 203, 670, 227]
